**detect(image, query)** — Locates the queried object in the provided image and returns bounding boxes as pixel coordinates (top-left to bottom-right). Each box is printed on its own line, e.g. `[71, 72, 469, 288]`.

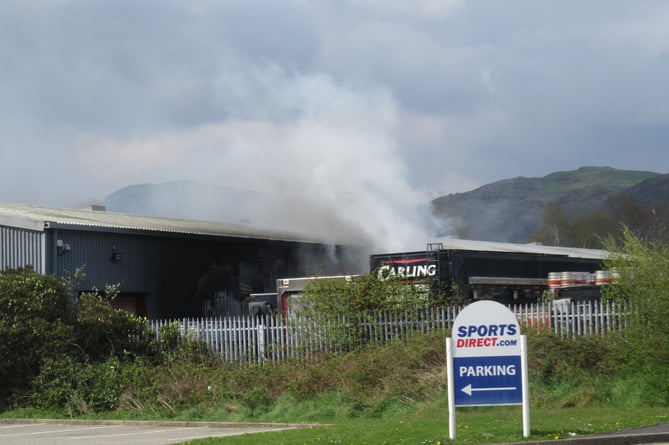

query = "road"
[0, 419, 318, 445]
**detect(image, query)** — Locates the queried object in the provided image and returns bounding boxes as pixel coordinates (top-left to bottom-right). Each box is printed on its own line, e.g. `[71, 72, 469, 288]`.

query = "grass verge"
[187, 403, 669, 445]
[1, 330, 667, 444]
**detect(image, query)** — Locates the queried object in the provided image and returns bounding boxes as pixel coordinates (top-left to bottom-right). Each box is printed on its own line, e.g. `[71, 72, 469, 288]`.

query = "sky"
[1, 0, 669, 250]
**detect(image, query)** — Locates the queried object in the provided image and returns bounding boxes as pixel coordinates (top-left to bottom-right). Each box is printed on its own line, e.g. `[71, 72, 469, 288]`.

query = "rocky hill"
[431, 166, 661, 243]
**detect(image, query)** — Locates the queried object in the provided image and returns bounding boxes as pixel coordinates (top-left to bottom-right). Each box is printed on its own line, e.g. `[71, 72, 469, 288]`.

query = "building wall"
[44, 228, 362, 319]
[0, 225, 44, 273]
[2, 217, 365, 319]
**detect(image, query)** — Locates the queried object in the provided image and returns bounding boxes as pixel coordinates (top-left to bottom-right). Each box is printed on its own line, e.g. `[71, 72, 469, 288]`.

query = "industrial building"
[0, 203, 363, 318]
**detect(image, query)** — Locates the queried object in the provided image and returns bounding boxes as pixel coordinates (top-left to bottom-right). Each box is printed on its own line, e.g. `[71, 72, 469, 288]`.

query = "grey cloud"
[1, 0, 669, 227]
[0, 0, 319, 134]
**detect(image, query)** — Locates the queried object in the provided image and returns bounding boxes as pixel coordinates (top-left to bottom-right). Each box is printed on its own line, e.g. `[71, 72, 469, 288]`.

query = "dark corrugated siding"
[51, 230, 139, 291]
[0, 225, 44, 273]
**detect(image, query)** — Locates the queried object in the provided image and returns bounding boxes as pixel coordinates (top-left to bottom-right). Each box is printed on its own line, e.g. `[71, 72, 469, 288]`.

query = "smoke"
[201, 54, 439, 253]
[86, 52, 441, 257]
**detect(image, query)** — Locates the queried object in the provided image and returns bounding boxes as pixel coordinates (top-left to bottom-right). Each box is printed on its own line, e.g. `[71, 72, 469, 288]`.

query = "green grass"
[539, 166, 657, 193]
[186, 403, 668, 444]
[2, 329, 667, 444]
[3, 397, 667, 445]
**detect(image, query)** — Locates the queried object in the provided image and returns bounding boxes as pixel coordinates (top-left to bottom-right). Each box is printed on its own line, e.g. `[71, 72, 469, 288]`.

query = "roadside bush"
[299, 273, 437, 317]
[241, 387, 272, 416]
[0, 267, 166, 412]
[0, 268, 75, 407]
[30, 356, 125, 414]
[295, 274, 440, 351]
[605, 228, 669, 404]
[75, 291, 158, 361]
[528, 331, 624, 385]
[4, 264, 664, 419]
[275, 332, 447, 417]
[527, 330, 629, 407]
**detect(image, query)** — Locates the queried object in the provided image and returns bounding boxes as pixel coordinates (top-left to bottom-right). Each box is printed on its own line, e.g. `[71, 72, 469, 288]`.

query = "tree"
[0, 267, 159, 411]
[294, 274, 436, 351]
[551, 209, 620, 249]
[610, 196, 669, 243]
[604, 228, 669, 404]
[530, 202, 569, 246]
[0, 268, 75, 407]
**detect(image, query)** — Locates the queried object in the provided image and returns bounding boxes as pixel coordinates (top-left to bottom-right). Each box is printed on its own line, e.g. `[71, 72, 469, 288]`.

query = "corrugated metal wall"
[48, 230, 153, 291]
[2, 221, 361, 319]
[0, 225, 45, 273]
[47, 228, 300, 318]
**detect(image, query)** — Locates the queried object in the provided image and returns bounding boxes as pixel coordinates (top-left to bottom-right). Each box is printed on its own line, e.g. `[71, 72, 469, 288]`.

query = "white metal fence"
[148, 300, 626, 364]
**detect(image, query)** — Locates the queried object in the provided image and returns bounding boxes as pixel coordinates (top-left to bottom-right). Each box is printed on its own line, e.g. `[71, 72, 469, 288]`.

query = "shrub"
[30, 356, 125, 414]
[0, 267, 165, 411]
[528, 330, 624, 386]
[604, 228, 669, 404]
[75, 291, 158, 361]
[294, 274, 440, 351]
[0, 268, 76, 407]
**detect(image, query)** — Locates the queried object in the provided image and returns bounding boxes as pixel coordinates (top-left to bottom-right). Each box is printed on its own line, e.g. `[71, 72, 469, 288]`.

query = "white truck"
[246, 275, 358, 318]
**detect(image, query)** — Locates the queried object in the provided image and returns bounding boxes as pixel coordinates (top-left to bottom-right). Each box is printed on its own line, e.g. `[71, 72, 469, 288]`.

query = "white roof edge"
[0, 213, 45, 232]
[0, 203, 322, 244]
[432, 237, 609, 259]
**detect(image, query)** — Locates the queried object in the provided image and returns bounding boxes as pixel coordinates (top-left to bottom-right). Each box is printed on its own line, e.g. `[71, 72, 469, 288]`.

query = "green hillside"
[431, 166, 660, 243]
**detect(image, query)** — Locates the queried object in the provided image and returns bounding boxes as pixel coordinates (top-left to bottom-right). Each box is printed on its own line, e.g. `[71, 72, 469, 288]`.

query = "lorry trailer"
[369, 240, 608, 304]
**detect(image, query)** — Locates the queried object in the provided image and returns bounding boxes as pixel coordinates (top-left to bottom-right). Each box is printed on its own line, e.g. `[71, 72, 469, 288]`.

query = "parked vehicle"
[245, 275, 358, 318]
[369, 240, 608, 304]
[246, 240, 613, 314]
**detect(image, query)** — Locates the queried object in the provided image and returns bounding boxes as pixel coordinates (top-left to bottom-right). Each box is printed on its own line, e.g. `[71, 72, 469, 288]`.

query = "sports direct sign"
[446, 300, 530, 439]
[453, 302, 521, 358]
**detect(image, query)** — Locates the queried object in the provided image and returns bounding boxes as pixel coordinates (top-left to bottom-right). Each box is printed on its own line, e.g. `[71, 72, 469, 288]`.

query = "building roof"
[0, 203, 321, 244]
[432, 237, 609, 260]
[0, 203, 612, 257]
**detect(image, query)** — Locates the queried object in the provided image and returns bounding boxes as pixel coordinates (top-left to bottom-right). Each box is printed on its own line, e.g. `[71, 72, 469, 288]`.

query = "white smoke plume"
[90, 52, 441, 255]
[201, 55, 439, 253]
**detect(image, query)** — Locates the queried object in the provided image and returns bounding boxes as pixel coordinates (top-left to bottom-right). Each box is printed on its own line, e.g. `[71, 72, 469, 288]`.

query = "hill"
[102, 167, 668, 245]
[431, 166, 660, 243]
[103, 180, 257, 223]
[616, 172, 669, 206]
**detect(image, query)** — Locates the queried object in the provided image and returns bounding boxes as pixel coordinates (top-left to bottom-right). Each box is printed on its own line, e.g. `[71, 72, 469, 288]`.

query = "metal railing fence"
[148, 300, 626, 364]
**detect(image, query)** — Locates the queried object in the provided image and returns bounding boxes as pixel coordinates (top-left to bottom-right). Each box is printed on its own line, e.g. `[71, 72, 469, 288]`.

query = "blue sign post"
[453, 355, 522, 406]
[447, 300, 530, 439]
